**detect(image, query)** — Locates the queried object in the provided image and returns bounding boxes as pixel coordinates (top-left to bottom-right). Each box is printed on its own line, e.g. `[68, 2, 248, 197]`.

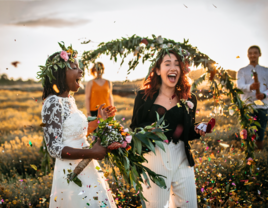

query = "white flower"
[156, 36, 163, 44]
[186, 100, 194, 109]
[229, 109, 235, 116]
[167, 43, 173, 47]
[123, 128, 129, 132]
[161, 44, 168, 49]
[221, 80, 226, 85]
[134, 46, 140, 56]
[150, 44, 155, 49]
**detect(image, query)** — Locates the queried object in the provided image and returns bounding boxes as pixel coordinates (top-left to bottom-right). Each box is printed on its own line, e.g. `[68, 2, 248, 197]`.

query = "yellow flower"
[104, 172, 109, 178]
[126, 146, 131, 151]
[67, 49, 73, 55]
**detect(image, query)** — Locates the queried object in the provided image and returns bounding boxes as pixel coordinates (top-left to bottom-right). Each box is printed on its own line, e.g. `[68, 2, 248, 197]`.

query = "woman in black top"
[130, 49, 208, 208]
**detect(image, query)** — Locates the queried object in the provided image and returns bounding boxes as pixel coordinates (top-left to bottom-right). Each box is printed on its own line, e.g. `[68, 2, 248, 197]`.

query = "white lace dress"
[41, 95, 116, 208]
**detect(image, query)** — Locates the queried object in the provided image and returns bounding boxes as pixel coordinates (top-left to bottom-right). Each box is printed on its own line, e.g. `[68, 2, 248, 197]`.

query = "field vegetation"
[0, 82, 267, 207]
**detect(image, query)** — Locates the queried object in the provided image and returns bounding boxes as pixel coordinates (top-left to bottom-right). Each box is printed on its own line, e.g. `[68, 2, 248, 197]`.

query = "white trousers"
[142, 141, 197, 208]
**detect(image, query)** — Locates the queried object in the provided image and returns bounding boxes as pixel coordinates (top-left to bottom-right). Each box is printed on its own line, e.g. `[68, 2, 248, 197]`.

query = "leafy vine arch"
[81, 34, 259, 173]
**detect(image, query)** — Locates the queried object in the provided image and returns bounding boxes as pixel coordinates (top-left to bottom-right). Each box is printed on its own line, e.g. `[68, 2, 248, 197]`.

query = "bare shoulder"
[86, 80, 93, 87]
[104, 79, 111, 83]
[105, 79, 112, 86]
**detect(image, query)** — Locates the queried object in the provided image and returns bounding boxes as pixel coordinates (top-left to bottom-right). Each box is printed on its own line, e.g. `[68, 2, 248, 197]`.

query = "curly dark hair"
[42, 52, 68, 100]
[142, 50, 191, 100]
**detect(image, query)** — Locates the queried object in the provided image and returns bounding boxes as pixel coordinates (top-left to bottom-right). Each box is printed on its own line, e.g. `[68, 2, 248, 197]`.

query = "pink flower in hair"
[60, 51, 69, 62]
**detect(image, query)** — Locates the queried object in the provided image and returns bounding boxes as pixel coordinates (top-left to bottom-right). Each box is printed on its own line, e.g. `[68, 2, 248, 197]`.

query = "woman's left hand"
[97, 104, 117, 120]
[194, 122, 207, 136]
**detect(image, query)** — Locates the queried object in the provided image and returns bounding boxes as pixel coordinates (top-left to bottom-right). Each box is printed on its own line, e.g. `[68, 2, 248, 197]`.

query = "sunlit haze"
[0, 0, 267, 82]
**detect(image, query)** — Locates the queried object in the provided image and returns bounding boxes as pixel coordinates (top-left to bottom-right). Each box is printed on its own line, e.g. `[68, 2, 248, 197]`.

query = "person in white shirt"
[237, 45, 268, 150]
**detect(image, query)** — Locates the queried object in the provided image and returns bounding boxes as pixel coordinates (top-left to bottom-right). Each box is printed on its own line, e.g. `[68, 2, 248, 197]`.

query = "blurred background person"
[237, 45, 268, 150]
[85, 62, 114, 117]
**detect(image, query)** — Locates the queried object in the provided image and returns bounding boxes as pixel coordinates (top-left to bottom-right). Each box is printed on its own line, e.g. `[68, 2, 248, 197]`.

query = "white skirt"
[49, 139, 116, 208]
[142, 141, 197, 208]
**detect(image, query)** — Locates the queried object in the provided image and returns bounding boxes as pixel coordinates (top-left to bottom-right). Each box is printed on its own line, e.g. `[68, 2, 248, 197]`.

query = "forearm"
[87, 119, 99, 135]
[61, 146, 97, 160]
[109, 95, 114, 106]
[237, 71, 251, 92]
[85, 96, 91, 114]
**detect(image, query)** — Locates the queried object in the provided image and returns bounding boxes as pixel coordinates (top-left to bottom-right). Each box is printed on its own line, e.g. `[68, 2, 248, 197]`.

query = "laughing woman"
[38, 43, 117, 208]
[130, 49, 209, 208]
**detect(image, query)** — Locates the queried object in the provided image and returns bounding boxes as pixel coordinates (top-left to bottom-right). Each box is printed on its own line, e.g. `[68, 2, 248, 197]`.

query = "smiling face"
[65, 59, 83, 92]
[248, 47, 261, 64]
[156, 53, 181, 88]
[96, 67, 104, 78]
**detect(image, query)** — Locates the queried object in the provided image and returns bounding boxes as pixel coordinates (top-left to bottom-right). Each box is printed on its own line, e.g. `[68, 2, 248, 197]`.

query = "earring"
[176, 85, 181, 91]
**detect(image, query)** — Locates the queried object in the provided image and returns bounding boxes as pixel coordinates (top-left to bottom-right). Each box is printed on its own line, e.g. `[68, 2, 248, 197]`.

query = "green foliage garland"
[37, 42, 78, 86]
[81, 34, 258, 174]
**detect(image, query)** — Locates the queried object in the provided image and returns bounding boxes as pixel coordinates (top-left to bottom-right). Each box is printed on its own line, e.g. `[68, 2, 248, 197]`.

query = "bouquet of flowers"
[68, 113, 169, 207]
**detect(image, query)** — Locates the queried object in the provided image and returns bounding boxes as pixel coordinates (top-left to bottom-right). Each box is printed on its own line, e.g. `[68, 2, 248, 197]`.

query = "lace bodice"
[41, 95, 88, 159]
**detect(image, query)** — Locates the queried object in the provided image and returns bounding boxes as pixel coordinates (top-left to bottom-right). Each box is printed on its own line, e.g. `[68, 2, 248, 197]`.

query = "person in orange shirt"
[85, 62, 114, 117]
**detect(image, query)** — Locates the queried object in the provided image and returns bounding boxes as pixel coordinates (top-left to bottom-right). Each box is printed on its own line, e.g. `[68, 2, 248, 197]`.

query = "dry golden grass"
[1, 89, 267, 207]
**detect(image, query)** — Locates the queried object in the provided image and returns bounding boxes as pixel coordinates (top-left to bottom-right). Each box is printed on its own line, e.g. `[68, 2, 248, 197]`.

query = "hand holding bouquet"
[68, 112, 169, 207]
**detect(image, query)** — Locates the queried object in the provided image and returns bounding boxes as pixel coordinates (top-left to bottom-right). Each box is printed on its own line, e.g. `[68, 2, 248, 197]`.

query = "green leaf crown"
[146, 45, 190, 79]
[36, 42, 78, 86]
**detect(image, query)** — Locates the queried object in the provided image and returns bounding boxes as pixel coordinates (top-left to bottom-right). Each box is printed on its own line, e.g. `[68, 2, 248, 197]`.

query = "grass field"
[0, 89, 267, 207]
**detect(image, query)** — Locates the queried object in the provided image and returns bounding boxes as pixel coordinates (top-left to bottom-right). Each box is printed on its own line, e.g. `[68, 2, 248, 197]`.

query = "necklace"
[160, 91, 176, 104]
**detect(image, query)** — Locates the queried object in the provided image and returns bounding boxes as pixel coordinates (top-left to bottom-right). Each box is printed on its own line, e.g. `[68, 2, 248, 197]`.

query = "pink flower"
[240, 129, 247, 139]
[123, 128, 129, 132]
[125, 135, 132, 143]
[121, 141, 127, 148]
[186, 101, 194, 109]
[60, 51, 69, 62]
[163, 140, 169, 144]
[247, 157, 253, 161]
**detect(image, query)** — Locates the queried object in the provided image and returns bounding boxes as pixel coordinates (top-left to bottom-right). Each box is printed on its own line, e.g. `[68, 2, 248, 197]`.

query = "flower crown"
[37, 42, 78, 86]
[146, 46, 190, 80]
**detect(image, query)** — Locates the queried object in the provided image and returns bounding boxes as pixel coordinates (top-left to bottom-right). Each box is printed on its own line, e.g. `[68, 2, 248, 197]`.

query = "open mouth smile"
[167, 73, 177, 83]
[75, 77, 82, 87]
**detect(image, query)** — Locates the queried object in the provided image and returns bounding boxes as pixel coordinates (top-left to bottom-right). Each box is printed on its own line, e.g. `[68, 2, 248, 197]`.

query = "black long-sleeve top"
[130, 89, 201, 167]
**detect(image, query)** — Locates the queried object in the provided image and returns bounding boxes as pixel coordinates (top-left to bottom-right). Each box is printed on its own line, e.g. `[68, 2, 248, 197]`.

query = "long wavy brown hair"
[142, 50, 191, 100]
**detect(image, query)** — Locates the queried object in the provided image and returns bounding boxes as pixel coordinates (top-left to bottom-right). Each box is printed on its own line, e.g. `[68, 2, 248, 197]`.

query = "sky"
[0, 0, 268, 82]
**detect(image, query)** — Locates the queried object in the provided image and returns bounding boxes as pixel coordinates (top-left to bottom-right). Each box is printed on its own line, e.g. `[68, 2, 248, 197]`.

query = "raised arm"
[130, 90, 151, 131]
[42, 97, 106, 160]
[85, 80, 93, 117]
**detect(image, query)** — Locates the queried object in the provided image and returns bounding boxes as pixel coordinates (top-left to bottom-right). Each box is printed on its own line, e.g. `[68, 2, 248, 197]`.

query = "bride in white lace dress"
[39, 45, 117, 208]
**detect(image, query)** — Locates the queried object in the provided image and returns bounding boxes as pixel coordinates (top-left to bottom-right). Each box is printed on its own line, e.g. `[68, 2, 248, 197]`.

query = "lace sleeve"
[42, 96, 66, 159]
